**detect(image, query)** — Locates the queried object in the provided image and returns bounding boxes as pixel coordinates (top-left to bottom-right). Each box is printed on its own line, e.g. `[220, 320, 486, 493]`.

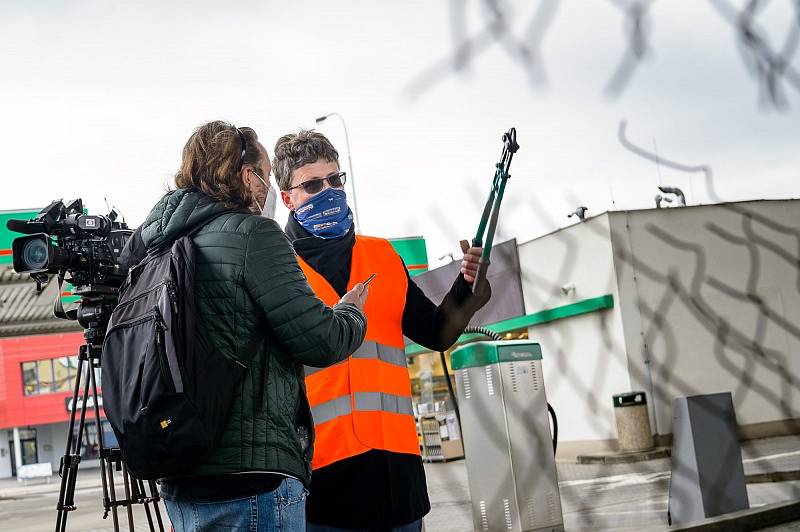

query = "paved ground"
[759, 524, 800, 532]
[425, 435, 800, 531]
[2, 435, 800, 531]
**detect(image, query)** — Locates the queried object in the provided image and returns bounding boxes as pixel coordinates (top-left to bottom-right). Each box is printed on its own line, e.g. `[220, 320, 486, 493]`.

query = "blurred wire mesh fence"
[406, 0, 800, 109]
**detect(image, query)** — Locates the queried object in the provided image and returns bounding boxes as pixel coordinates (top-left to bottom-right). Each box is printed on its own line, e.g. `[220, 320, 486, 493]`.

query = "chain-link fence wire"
[404, 0, 558, 101]
[710, 0, 800, 109]
[406, 0, 800, 109]
[605, 0, 656, 98]
[401, 134, 800, 529]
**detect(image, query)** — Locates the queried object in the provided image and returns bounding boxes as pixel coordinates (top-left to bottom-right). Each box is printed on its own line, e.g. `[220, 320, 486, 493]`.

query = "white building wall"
[36, 423, 60, 472]
[518, 214, 631, 448]
[609, 200, 800, 435]
[0, 434, 11, 478]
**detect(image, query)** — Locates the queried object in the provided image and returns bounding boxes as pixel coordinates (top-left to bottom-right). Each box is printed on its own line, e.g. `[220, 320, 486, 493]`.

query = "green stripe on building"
[0, 210, 40, 264]
[389, 236, 428, 277]
[405, 294, 615, 356]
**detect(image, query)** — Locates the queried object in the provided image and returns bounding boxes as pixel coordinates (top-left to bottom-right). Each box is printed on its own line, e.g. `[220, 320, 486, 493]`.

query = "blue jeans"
[164, 477, 307, 532]
[305, 518, 423, 532]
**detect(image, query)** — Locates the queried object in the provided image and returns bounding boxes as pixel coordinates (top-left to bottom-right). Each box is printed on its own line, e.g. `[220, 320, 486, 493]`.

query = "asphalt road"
[0, 483, 169, 532]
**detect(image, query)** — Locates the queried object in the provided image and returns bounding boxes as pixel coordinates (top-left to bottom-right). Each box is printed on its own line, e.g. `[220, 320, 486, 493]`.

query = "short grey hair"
[272, 130, 339, 190]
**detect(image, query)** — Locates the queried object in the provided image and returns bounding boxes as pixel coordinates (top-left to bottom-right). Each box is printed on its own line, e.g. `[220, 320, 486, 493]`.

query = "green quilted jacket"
[138, 189, 367, 485]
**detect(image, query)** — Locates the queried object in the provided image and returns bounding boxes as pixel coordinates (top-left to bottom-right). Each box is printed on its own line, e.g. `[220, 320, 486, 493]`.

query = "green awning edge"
[451, 340, 543, 370]
[405, 293, 614, 357]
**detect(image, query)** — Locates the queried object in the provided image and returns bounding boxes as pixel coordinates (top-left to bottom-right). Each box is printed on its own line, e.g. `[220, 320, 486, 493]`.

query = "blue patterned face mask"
[293, 188, 353, 239]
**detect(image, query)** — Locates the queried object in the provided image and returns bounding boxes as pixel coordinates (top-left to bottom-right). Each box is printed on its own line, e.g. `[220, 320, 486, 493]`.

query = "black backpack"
[102, 217, 251, 480]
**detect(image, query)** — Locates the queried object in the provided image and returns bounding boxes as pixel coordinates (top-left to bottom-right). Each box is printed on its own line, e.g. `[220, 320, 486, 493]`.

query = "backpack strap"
[128, 210, 245, 287]
[145, 209, 245, 257]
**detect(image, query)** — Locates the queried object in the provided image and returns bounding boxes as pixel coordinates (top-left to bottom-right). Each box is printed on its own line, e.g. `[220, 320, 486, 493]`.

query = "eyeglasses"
[286, 171, 347, 195]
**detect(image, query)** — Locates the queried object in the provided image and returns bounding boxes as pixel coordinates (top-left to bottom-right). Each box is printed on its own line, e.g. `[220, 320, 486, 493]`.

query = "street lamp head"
[315, 115, 329, 124]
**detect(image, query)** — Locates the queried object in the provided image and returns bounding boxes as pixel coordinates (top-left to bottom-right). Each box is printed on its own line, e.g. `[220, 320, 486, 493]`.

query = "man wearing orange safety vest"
[273, 130, 491, 532]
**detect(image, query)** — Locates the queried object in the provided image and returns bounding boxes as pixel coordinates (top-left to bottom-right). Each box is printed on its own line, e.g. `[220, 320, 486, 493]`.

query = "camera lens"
[22, 238, 49, 271]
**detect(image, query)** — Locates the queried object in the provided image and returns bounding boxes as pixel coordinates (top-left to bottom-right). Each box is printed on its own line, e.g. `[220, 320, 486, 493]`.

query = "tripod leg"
[55, 345, 92, 532]
[121, 462, 136, 531]
[55, 455, 80, 532]
[149, 480, 166, 532]
[89, 351, 113, 522]
[136, 479, 157, 531]
[106, 457, 121, 531]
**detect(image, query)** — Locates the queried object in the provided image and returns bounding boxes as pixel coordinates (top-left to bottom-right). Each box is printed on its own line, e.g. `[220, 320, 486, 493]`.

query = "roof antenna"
[653, 138, 663, 186]
[104, 197, 126, 224]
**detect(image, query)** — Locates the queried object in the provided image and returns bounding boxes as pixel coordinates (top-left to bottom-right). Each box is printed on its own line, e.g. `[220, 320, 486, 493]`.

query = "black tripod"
[54, 284, 166, 532]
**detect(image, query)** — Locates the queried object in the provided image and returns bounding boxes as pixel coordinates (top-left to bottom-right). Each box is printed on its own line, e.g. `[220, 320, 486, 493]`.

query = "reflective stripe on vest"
[304, 340, 407, 377]
[311, 391, 414, 425]
[298, 235, 419, 470]
[310, 395, 352, 425]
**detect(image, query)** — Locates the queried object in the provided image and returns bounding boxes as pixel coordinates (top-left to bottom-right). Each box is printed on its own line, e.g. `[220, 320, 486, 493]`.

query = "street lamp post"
[315, 112, 361, 233]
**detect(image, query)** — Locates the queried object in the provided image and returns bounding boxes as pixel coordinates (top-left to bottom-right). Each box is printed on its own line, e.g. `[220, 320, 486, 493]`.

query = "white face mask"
[252, 171, 277, 219]
[264, 185, 277, 220]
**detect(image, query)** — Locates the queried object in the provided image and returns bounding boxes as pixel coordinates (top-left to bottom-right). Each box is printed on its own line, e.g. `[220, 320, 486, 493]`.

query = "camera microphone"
[6, 219, 45, 235]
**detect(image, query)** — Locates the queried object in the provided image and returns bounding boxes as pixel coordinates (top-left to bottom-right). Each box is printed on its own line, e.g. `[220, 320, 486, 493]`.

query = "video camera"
[8, 199, 132, 290]
[7, 199, 133, 333]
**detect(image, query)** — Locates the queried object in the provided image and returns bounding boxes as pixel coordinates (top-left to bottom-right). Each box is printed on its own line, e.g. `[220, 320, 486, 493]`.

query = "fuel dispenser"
[451, 340, 564, 532]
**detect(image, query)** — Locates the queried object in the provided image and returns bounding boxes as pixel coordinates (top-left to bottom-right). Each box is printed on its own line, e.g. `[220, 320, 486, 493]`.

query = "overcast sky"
[1, 0, 798, 265]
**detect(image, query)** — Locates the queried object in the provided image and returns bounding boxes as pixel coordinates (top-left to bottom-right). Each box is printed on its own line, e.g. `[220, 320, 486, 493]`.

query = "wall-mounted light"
[658, 186, 686, 206]
[568, 206, 588, 221]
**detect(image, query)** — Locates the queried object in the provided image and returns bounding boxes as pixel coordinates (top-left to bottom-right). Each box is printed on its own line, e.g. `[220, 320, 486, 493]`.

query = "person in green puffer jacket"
[128, 120, 368, 532]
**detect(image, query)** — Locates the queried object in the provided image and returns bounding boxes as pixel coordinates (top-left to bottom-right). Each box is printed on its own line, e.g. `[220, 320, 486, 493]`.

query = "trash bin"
[452, 340, 564, 532]
[613, 391, 653, 451]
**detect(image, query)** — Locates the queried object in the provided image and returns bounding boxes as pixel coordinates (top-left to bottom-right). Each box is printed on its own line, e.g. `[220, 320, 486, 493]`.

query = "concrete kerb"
[632, 499, 800, 532]
[746, 470, 800, 484]
[577, 446, 671, 464]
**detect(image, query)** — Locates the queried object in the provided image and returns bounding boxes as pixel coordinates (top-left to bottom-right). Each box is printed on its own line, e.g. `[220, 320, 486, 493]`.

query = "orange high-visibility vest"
[300, 236, 420, 470]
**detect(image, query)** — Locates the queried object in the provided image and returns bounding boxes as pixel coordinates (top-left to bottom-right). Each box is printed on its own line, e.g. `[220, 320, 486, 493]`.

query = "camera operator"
[125, 120, 369, 531]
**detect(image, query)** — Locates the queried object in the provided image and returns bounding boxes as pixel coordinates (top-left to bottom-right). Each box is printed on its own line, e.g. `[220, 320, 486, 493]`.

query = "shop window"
[22, 362, 38, 395]
[21, 355, 79, 396]
[53, 356, 77, 393]
[37, 359, 56, 393]
[72, 423, 100, 461]
[6, 428, 38, 474]
[102, 421, 118, 448]
[71, 421, 114, 460]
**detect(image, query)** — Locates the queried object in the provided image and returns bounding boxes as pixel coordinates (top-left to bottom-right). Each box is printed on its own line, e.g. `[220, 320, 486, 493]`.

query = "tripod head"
[71, 284, 120, 346]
